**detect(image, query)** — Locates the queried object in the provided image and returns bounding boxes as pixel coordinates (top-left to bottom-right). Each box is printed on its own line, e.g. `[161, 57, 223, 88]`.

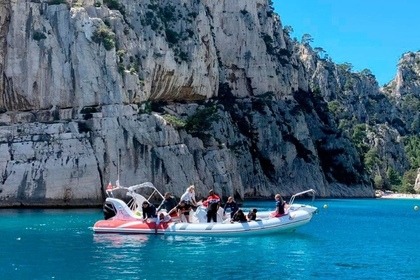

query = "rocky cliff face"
[3, 0, 417, 206]
[383, 52, 420, 133]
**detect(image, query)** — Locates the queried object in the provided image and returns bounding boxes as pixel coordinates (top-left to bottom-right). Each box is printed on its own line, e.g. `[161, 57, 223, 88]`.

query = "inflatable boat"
[92, 182, 317, 236]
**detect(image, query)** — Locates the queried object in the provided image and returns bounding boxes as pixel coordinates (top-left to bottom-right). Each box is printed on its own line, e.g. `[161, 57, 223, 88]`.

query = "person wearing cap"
[205, 189, 221, 223]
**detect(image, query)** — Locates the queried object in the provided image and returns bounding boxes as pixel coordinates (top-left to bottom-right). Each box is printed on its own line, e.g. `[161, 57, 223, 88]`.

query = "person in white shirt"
[180, 185, 197, 207]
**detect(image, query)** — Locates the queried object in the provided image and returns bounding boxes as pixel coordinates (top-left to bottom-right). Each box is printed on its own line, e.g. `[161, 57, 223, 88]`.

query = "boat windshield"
[288, 189, 316, 205]
[106, 182, 165, 212]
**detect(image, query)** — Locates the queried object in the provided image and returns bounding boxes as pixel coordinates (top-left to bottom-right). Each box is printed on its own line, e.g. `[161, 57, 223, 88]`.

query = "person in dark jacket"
[142, 201, 157, 219]
[223, 196, 239, 219]
[247, 208, 257, 221]
[157, 192, 178, 212]
[231, 209, 247, 223]
[204, 189, 221, 223]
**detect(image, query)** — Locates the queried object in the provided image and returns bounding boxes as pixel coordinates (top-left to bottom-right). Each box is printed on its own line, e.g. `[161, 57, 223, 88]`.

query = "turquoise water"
[1, 199, 420, 280]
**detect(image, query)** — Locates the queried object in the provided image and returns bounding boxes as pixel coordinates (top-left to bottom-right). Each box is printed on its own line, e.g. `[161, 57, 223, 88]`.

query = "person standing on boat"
[223, 196, 239, 219]
[157, 192, 178, 214]
[142, 201, 157, 219]
[272, 194, 288, 217]
[204, 189, 221, 223]
[180, 185, 197, 209]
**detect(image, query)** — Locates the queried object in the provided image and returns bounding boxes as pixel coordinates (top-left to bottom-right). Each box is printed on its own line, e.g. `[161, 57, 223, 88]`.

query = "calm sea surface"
[1, 198, 420, 280]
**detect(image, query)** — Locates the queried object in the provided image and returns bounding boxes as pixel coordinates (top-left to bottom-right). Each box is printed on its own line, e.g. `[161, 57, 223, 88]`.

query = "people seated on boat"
[180, 185, 198, 209]
[231, 209, 247, 223]
[247, 208, 257, 221]
[157, 192, 178, 215]
[168, 200, 192, 223]
[271, 194, 288, 217]
[157, 212, 172, 223]
[223, 196, 239, 219]
[142, 201, 157, 219]
[204, 189, 221, 223]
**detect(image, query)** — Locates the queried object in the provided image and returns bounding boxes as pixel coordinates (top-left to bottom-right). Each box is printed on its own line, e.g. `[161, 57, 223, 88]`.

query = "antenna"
[116, 149, 121, 188]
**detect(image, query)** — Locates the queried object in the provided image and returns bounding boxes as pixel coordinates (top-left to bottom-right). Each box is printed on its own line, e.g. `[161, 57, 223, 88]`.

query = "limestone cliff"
[3, 0, 418, 206]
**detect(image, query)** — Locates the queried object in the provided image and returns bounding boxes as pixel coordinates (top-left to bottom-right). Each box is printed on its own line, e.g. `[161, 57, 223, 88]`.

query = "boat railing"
[289, 189, 316, 205]
[106, 182, 165, 212]
[127, 182, 165, 204]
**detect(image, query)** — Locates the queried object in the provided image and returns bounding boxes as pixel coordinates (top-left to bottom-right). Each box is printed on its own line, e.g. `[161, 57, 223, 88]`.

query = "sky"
[273, 0, 419, 86]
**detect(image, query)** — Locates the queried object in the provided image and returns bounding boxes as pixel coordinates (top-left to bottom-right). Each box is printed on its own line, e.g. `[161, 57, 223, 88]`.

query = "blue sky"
[273, 0, 419, 86]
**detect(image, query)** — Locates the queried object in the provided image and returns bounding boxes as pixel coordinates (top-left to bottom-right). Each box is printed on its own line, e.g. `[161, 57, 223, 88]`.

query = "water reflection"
[93, 233, 151, 248]
[163, 234, 241, 244]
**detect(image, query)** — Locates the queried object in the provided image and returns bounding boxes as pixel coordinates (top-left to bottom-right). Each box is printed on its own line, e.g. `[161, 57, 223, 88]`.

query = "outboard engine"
[103, 201, 117, 220]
